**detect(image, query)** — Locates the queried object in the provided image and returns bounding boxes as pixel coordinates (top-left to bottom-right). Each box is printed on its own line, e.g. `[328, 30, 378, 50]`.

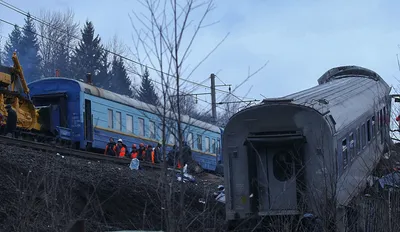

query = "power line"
[0, 0, 239, 96]
[1, 21, 222, 113]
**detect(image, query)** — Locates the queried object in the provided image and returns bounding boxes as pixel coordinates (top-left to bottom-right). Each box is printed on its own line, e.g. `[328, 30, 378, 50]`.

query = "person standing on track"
[167, 145, 177, 167]
[104, 137, 116, 156]
[154, 143, 162, 163]
[114, 138, 127, 158]
[5, 104, 16, 138]
[145, 144, 153, 162]
[130, 144, 138, 159]
[137, 143, 146, 161]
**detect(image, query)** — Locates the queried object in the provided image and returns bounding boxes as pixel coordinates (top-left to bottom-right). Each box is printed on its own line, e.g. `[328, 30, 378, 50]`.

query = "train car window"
[367, 119, 371, 142]
[383, 107, 387, 127]
[212, 139, 216, 153]
[342, 139, 348, 169]
[205, 137, 210, 152]
[197, 134, 203, 150]
[187, 133, 193, 148]
[126, 115, 133, 133]
[149, 121, 156, 139]
[376, 111, 380, 130]
[217, 139, 220, 153]
[138, 118, 145, 136]
[371, 116, 376, 137]
[108, 109, 113, 129]
[116, 112, 122, 131]
[361, 123, 366, 148]
[356, 128, 360, 153]
[273, 151, 293, 181]
[349, 133, 354, 161]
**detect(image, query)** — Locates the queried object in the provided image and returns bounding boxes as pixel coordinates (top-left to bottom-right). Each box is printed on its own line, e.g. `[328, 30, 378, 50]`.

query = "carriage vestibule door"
[255, 146, 297, 213]
[84, 99, 93, 141]
[266, 147, 297, 210]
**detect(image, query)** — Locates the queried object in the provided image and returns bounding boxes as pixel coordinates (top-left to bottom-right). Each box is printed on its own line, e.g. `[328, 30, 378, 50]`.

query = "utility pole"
[210, 73, 217, 123]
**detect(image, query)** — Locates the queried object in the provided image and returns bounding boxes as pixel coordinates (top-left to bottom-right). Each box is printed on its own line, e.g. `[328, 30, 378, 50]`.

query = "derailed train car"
[223, 66, 392, 230]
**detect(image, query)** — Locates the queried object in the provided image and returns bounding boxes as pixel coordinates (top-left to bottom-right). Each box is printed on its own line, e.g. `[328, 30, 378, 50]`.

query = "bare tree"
[37, 9, 79, 77]
[169, 90, 198, 116]
[129, 0, 230, 231]
[217, 93, 244, 127]
[106, 34, 128, 59]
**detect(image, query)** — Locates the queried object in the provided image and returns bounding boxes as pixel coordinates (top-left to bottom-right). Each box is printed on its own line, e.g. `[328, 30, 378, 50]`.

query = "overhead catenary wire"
[1, 25, 226, 118]
[0, 0, 246, 98]
[0, 17, 226, 110]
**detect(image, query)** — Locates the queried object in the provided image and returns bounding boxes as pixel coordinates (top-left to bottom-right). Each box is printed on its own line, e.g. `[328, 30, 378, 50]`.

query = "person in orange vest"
[114, 138, 127, 158]
[130, 144, 138, 159]
[151, 147, 156, 164]
[137, 143, 146, 161]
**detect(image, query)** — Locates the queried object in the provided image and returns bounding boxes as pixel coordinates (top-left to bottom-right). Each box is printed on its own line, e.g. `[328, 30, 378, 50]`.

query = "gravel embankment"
[0, 144, 225, 232]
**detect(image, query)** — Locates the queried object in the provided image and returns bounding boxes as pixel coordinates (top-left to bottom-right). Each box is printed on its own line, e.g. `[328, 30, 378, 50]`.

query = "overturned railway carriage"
[223, 66, 391, 229]
[28, 77, 223, 172]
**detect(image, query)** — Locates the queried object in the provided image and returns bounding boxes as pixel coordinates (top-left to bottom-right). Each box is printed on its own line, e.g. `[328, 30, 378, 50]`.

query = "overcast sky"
[1, 0, 400, 108]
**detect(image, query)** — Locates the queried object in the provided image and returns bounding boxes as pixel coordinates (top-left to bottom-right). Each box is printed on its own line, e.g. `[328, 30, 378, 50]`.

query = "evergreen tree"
[2, 25, 22, 66]
[138, 67, 160, 105]
[71, 21, 105, 82]
[109, 55, 133, 96]
[53, 42, 70, 77]
[19, 13, 42, 82]
[96, 50, 110, 88]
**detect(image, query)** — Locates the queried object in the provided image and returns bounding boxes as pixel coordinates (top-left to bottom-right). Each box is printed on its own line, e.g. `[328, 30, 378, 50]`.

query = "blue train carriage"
[28, 77, 223, 172]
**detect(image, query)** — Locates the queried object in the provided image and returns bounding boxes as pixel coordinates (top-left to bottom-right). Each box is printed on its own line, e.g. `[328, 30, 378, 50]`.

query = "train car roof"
[261, 66, 391, 132]
[29, 77, 222, 133]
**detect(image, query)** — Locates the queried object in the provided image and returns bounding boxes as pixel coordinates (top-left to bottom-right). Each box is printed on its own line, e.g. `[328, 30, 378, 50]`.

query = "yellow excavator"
[0, 52, 41, 131]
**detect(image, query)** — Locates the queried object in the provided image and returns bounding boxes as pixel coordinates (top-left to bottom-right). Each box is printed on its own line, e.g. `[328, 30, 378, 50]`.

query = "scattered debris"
[129, 158, 140, 170]
[213, 185, 225, 204]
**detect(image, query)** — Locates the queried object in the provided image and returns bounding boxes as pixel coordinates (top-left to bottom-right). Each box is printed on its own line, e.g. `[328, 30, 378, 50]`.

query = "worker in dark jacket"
[104, 137, 116, 156]
[145, 145, 153, 162]
[167, 145, 177, 167]
[182, 141, 192, 166]
[5, 104, 17, 137]
[154, 143, 162, 163]
[137, 143, 146, 161]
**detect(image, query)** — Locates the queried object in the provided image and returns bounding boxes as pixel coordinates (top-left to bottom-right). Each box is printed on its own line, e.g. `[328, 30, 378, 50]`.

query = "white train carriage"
[223, 66, 391, 228]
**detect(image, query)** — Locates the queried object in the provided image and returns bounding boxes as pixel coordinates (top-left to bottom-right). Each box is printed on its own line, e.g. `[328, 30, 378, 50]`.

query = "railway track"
[0, 135, 161, 169]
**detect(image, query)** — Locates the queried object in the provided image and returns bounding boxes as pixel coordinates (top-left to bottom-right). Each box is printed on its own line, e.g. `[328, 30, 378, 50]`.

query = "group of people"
[104, 137, 193, 168]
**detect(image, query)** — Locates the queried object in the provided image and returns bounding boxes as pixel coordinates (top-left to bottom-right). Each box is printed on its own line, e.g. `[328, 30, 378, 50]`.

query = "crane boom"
[11, 52, 30, 95]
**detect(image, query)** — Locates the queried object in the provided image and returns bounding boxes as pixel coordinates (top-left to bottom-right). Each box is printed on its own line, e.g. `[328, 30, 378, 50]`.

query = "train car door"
[265, 147, 297, 211]
[84, 99, 93, 143]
